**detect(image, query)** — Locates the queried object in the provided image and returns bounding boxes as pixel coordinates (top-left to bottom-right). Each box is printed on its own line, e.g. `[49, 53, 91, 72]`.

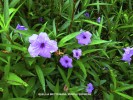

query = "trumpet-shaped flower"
[16, 24, 27, 30]
[72, 49, 82, 59]
[86, 83, 94, 94]
[76, 31, 92, 45]
[28, 32, 58, 58]
[59, 55, 73, 68]
[122, 47, 133, 64]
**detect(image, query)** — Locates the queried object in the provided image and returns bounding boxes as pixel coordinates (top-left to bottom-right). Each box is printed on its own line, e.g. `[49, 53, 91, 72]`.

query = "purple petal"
[29, 34, 38, 43]
[38, 32, 50, 42]
[48, 40, 58, 53]
[39, 50, 51, 58]
[28, 44, 40, 57]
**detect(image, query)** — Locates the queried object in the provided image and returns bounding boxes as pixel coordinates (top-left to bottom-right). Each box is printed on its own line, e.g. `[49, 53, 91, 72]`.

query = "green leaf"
[0, 57, 8, 63]
[74, 10, 86, 20]
[90, 39, 110, 45]
[9, 0, 20, 8]
[5, 0, 26, 30]
[0, 87, 3, 92]
[83, 49, 102, 56]
[8, 98, 28, 100]
[42, 67, 55, 76]
[54, 80, 59, 100]
[110, 70, 117, 89]
[58, 67, 69, 86]
[69, 86, 84, 92]
[115, 85, 133, 92]
[0, 43, 27, 52]
[100, 80, 106, 85]
[58, 31, 80, 47]
[6, 72, 28, 87]
[53, 19, 56, 37]
[67, 68, 73, 79]
[26, 77, 36, 94]
[114, 92, 133, 100]
[19, 16, 29, 28]
[76, 60, 87, 79]
[39, 22, 48, 32]
[83, 20, 105, 28]
[72, 94, 80, 100]
[35, 65, 45, 92]
[88, 3, 112, 6]
[15, 29, 37, 37]
[60, 21, 71, 31]
[118, 25, 133, 29]
[4, 0, 9, 26]
[46, 80, 55, 92]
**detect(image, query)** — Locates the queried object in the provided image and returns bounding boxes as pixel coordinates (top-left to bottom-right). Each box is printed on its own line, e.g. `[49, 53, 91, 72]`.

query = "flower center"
[83, 35, 86, 39]
[40, 43, 45, 48]
[65, 60, 68, 63]
[76, 52, 79, 56]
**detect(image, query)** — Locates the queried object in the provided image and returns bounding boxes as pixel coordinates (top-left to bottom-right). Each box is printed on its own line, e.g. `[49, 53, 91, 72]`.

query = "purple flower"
[122, 47, 133, 64]
[28, 32, 58, 58]
[76, 31, 92, 45]
[97, 17, 101, 23]
[39, 17, 43, 22]
[59, 55, 73, 68]
[86, 83, 94, 94]
[16, 24, 27, 30]
[84, 12, 90, 18]
[72, 49, 82, 59]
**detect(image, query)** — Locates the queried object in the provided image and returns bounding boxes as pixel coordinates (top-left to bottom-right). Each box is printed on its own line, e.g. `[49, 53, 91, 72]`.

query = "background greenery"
[0, 0, 133, 100]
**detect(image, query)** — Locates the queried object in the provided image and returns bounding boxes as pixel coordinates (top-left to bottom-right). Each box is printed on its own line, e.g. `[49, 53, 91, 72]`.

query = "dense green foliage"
[0, 0, 133, 100]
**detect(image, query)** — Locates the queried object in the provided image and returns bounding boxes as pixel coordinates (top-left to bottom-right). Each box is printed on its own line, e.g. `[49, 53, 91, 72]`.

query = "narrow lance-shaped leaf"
[76, 60, 87, 79]
[58, 31, 80, 47]
[115, 84, 133, 92]
[6, 72, 28, 87]
[35, 65, 45, 92]
[114, 91, 133, 100]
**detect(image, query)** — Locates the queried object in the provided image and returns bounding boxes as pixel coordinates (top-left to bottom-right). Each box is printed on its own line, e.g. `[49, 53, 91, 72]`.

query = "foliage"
[0, 0, 133, 100]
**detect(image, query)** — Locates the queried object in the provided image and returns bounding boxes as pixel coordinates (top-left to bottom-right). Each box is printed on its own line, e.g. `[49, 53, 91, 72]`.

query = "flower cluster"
[28, 32, 58, 58]
[122, 47, 133, 64]
[28, 30, 93, 93]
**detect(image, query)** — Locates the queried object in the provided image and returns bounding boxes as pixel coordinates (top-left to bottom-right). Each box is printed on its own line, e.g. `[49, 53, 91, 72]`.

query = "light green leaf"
[74, 10, 86, 20]
[0, 43, 27, 52]
[6, 72, 28, 87]
[8, 98, 28, 100]
[83, 49, 102, 56]
[58, 31, 80, 47]
[9, 0, 20, 8]
[53, 19, 56, 37]
[39, 22, 48, 32]
[0, 87, 3, 92]
[72, 94, 80, 100]
[115, 85, 133, 92]
[90, 39, 110, 45]
[114, 92, 133, 100]
[83, 20, 105, 28]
